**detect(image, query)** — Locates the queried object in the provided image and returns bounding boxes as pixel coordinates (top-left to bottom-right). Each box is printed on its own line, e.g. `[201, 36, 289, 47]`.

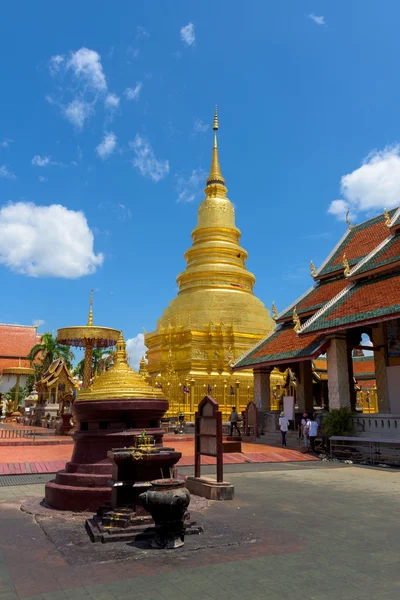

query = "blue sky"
[1, 1, 400, 365]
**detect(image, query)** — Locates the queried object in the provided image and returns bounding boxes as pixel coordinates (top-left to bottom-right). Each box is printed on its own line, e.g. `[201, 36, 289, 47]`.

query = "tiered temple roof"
[235, 207, 400, 370]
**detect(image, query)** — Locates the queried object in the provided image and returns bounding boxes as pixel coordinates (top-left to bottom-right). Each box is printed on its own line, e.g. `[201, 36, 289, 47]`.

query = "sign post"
[186, 395, 234, 500]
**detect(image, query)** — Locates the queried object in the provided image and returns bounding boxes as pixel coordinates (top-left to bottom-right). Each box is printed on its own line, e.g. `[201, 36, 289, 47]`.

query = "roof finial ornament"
[213, 105, 218, 132]
[293, 307, 301, 333]
[346, 210, 354, 231]
[87, 289, 94, 326]
[384, 207, 391, 227]
[272, 302, 278, 320]
[310, 260, 317, 278]
[343, 253, 350, 276]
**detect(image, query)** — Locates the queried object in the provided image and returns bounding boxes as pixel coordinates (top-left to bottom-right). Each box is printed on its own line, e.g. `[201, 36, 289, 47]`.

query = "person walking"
[279, 411, 289, 447]
[229, 406, 240, 436]
[306, 415, 319, 453]
[301, 413, 309, 448]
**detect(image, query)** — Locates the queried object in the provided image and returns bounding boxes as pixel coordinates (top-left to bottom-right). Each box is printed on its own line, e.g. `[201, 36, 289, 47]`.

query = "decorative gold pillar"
[83, 340, 94, 389]
[326, 335, 351, 409]
[14, 374, 21, 412]
[190, 378, 195, 415]
[371, 322, 389, 413]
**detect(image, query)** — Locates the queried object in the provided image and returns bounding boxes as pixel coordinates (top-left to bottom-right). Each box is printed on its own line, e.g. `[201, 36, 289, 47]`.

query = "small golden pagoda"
[145, 108, 281, 418]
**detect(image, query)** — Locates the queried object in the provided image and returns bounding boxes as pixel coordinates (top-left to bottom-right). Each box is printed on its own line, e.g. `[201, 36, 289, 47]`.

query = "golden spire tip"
[87, 289, 94, 326]
[213, 105, 218, 131]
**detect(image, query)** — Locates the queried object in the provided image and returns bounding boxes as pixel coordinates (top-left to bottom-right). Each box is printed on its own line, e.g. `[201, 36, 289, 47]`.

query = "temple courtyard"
[0, 461, 398, 600]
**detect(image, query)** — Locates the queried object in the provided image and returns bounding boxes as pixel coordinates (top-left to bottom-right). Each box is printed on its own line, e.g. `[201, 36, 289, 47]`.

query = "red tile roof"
[327, 276, 400, 322]
[332, 221, 389, 267]
[279, 278, 348, 321]
[0, 325, 39, 373]
[358, 379, 376, 389]
[235, 325, 327, 369]
[353, 359, 375, 375]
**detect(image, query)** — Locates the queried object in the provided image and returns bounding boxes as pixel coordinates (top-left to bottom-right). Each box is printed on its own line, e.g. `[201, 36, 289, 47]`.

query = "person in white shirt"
[279, 411, 289, 447]
[306, 415, 319, 453]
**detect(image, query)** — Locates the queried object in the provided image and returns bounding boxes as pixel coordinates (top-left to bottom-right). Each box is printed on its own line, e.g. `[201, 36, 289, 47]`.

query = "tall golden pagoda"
[145, 108, 278, 418]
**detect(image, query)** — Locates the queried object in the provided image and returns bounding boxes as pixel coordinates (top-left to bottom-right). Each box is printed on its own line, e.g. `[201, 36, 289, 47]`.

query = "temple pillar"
[189, 378, 195, 416]
[296, 360, 314, 415]
[326, 335, 351, 409]
[371, 323, 390, 413]
[235, 380, 240, 408]
[346, 346, 357, 412]
[254, 368, 272, 412]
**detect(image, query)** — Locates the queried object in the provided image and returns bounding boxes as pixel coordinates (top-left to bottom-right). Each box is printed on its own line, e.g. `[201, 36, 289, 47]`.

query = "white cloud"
[136, 25, 150, 39]
[309, 14, 326, 26]
[105, 93, 120, 109]
[96, 132, 117, 159]
[49, 54, 65, 76]
[176, 168, 206, 203]
[31, 155, 50, 167]
[126, 333, 146, 371]
[129, 135, 169, 182]
[180, 23, 195, 46]
[1, 138, 13, 148]
[127, 47, 140, 59]
[67, 48, 107, 91]
[125, 82, 142, 101]
[193, 119, 208, 134]
[63, 99, 93, 129]
[0, 202, 103, 278]
[0, 165, 16, 179]
[328, 199, 349, 221]
[328, 145, 400, 220]
[38, 176, 47, 183]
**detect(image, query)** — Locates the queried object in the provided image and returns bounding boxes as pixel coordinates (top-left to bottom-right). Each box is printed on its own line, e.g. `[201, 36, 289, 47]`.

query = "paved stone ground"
[0, 441, 316, 474]
[0, 462, 398, 599]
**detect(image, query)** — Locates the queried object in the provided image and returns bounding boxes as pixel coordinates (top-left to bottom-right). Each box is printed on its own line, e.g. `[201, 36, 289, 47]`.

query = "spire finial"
[87, 289, 94, 326]
[310, 260, 317, 278]
[115, 331, 127, 363]
[213, 105, 219, 133]
[206, 105, 225, 188]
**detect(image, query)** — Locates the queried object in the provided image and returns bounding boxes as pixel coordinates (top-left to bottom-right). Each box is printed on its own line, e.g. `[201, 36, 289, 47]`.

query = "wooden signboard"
[195, 395, 223, 483]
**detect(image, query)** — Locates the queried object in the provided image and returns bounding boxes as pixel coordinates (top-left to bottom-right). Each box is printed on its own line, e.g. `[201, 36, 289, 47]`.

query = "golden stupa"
[78, 332, 165, 401]
[145, 108, 280, 418]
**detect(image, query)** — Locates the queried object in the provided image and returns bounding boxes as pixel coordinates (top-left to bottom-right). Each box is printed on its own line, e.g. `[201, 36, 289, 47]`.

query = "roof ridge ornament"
[384, 207, 391, 227]
[310, 260, 317, 278]
[343, 253, 350, 277]
[272, 302, 278, 320]
[346, 210, 354, 231]
[293, 307, 301, 333]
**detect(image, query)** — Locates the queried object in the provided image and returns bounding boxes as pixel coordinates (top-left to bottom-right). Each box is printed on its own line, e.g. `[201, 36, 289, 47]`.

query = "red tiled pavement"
[0, 439, 317, 474]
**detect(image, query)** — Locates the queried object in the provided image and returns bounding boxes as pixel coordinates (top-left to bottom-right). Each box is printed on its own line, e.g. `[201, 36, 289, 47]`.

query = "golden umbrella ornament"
[2, 360, 35, 413]
[57, 291, 120, 389]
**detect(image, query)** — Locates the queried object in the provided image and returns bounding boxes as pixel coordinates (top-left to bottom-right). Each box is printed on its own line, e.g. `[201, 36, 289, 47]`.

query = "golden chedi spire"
[77, 332, 164, 401]
[147, 106, 273, 335]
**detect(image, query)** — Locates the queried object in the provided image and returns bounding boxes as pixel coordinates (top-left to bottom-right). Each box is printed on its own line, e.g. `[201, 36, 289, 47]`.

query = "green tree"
[322, 408, 354, 438]
[72, 347, 115, 380]
[28, 332, 75, 381]
[4, 384, 27, 412]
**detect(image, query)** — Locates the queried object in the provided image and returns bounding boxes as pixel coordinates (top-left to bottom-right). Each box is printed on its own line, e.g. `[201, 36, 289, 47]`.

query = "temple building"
[0, 323, 41, 411]
[35, 357, 77, 423]
[234, 207, 400, 432]
[145, 109, 280, 418]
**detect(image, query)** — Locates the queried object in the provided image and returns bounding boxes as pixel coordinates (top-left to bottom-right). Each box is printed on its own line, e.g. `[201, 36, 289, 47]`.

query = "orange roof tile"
[0, 325, 39, 373]
[353, 359, 375, 375]
[332, 221, 389, 267]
